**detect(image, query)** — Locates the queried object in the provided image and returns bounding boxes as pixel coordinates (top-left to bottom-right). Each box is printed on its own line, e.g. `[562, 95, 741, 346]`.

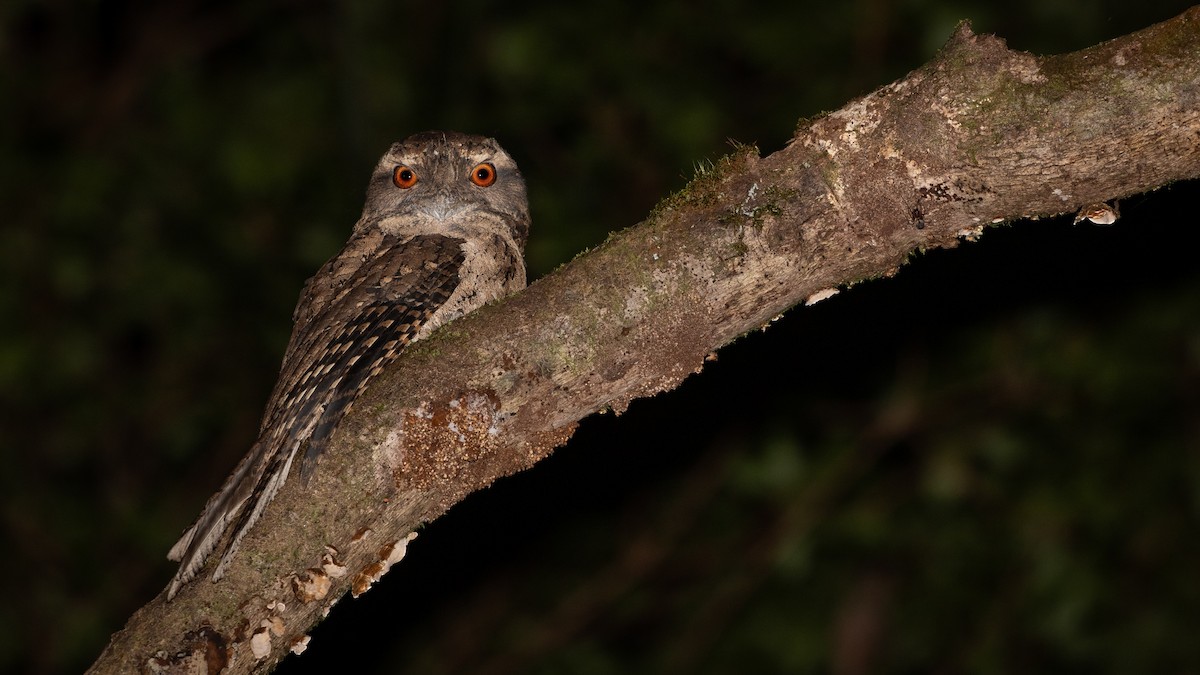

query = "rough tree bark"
[90, 9, 1200, 674]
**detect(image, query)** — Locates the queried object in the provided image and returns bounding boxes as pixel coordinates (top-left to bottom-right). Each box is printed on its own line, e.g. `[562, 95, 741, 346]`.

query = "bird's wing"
[167, 233, 465, 598]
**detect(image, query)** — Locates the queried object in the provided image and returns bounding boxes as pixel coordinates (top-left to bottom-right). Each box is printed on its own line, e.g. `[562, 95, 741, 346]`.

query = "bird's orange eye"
[469, 163, 496, 187]
[392, 166, 418, 189]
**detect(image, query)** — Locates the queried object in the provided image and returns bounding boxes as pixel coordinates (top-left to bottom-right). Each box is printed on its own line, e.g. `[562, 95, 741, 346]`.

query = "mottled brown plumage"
[167, 132, 530, 599]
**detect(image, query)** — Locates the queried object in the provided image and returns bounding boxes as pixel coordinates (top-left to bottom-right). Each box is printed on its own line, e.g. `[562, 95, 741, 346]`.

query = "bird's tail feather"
[165, 441, 267, 599]
[211, 443, 300, 581]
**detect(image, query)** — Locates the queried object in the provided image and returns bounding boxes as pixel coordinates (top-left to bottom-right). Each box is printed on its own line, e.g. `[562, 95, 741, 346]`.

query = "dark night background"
[3, 1, 1200, 673]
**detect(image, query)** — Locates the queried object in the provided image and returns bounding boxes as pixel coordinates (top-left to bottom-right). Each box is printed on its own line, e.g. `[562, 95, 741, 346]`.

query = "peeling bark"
[89, 10, 1200, 674]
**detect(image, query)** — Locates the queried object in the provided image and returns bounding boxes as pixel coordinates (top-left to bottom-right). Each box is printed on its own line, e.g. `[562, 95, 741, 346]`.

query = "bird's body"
[167, 132, 530, 599]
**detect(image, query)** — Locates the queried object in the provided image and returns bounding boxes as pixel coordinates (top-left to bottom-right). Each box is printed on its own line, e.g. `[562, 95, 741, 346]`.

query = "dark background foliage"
[2, 1, 1198, 673]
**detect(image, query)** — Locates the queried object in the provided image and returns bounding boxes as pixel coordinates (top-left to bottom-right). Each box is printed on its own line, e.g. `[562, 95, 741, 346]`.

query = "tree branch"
[90, 9, 1200, 673]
